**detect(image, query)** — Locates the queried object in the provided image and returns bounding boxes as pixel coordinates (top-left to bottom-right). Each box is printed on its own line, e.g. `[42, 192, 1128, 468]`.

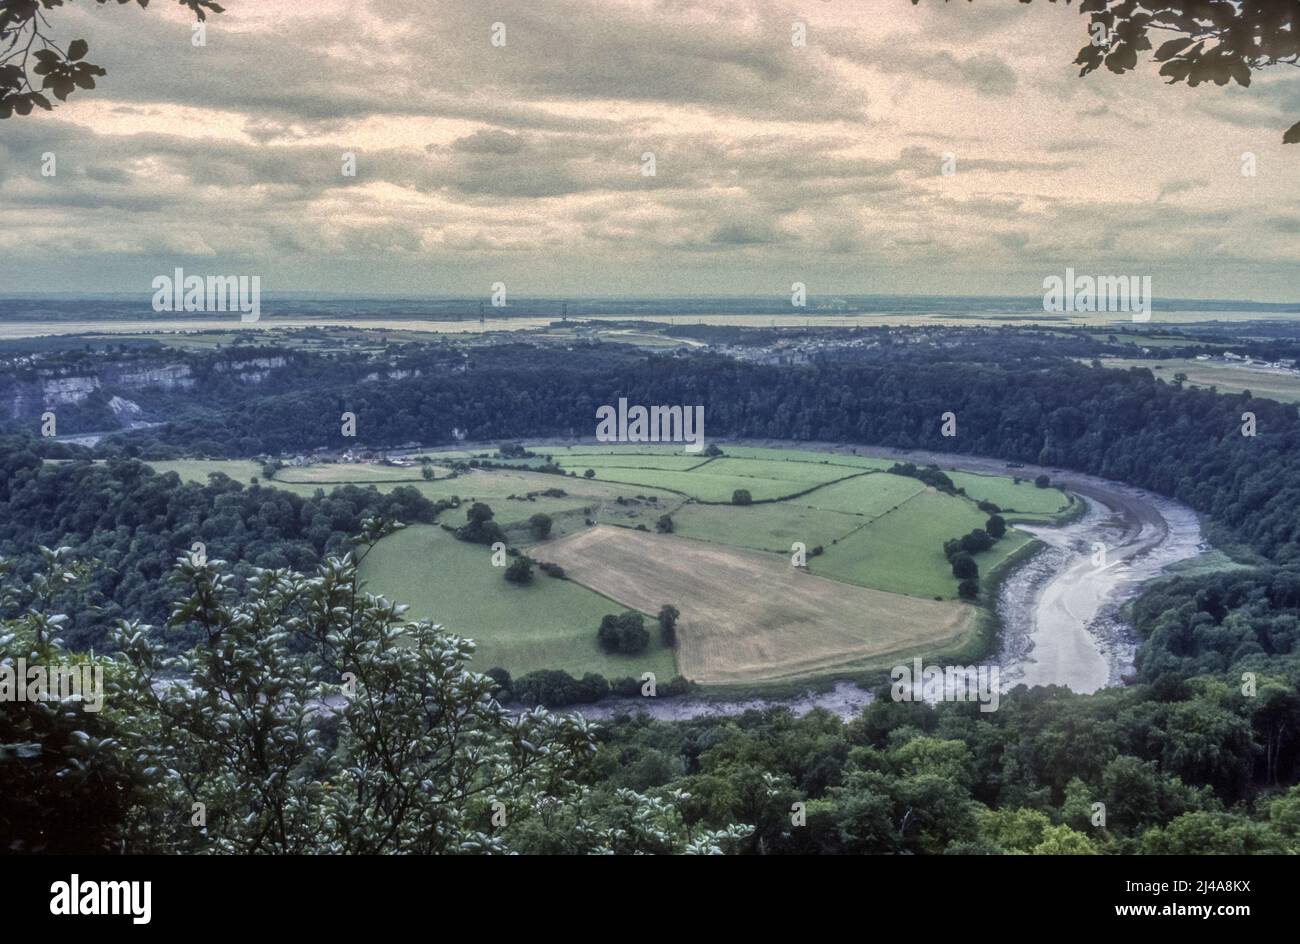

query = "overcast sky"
[1, 0, 1297, 301]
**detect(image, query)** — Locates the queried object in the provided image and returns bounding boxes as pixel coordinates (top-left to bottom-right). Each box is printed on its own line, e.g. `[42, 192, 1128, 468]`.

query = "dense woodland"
[589, 674, 1300, 854]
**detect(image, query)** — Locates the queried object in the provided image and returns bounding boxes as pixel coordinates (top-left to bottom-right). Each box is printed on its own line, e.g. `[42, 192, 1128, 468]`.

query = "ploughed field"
[147, 445, 1073, 686]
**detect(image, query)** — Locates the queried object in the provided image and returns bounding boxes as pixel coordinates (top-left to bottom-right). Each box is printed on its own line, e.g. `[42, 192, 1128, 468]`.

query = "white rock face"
[42, 375, 100, 404]
[362, 368, 421, 383]
[115, 364, 195, 390]
[216, 356, 287, 372]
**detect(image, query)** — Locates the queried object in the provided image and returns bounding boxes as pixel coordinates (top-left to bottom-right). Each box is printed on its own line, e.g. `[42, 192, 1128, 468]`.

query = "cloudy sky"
[1, 0, 1297, 301]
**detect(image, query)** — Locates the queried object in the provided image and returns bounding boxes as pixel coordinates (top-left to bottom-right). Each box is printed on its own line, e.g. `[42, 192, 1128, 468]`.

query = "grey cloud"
[451, 131, 528, 155]
[1157, 178, 1209, 202]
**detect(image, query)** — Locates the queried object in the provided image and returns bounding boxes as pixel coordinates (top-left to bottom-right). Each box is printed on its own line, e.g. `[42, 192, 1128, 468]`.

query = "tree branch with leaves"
[917, 0, 1300, 143]
[0, 0, 223, 119]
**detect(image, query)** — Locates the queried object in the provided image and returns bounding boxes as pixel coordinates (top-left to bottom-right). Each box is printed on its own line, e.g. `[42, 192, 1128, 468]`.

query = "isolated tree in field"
[919, 0, 1300, 143]
[528, 513, 552, 540]
[656, 513, 674, 533]
[1, 0, 224, 119]
[584, 469, 595, 479]
[504, 556, 533, 584]
[1035, 475, 1052, 489]
[986, 515, 1007, 539]
[421, 465, 435, 481]
[732, 489, 753, 506]
[658, 604, 680, 647]
[455, 501, 505, 545]
[597, 611, 649, 654]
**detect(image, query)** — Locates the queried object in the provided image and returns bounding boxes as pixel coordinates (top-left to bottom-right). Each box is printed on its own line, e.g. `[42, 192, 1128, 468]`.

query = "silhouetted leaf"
[1104, 44, 1138, 74]
[1154, 37, 1195, 60]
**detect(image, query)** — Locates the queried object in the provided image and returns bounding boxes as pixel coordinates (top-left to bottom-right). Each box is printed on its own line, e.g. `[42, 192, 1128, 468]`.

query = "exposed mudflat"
[502, 440, 1207, 720]
[993, 473, 1203, 693]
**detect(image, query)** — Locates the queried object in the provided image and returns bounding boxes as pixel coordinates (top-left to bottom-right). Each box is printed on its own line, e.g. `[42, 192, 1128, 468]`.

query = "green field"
[500, 444, 690, 459]
[274, 463, 446, 484]
[563, 466, 820, 502]
[148, 459, 265, 485]
[527, 453, 706, 471]
[703, 446, 895, 469]
[1088, 357, 1300, 403]
[809, 490, 1033, 598]
[700, 456, 867, 487]
[799, 472, 927, 516]
[947, 471, 1073, 517]
[358, 524, 677, 680]
[145, 458, 678, 536]
[667, 471, 1037, 600]
[670, 501, 863, 553]
[546, 456, 860, 503]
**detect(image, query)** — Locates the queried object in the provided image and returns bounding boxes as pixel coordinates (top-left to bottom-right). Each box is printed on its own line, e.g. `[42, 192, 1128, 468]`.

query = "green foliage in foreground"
[0, 526, 749, 854]
[592, 677, 1300, 855]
